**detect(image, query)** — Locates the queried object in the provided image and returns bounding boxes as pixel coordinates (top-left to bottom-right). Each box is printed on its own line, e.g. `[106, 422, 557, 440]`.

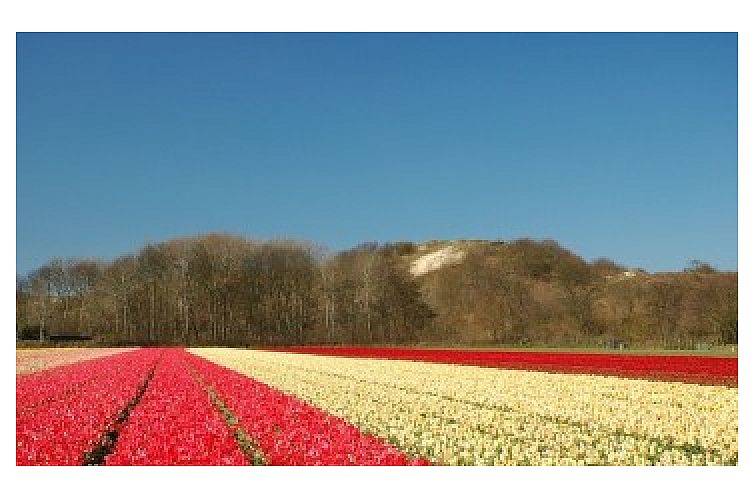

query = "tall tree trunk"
[150, 280, 156, 342]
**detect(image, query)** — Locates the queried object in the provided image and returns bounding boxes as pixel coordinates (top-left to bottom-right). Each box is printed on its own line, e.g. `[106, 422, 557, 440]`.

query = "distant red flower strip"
[269, 347, 737, 386]
[185, 353, 429, 465]
[16, 349, 161, 465]
[105, 349, 247, 466]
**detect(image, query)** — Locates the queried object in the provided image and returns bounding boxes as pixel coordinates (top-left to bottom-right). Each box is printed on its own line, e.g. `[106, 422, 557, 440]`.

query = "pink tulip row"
[16, 347, 136, 375]
[16, 349, 162, 465]
[17, 348, 147, 413]
[184, 352, 429, 466]
[105, 349, 247, 466]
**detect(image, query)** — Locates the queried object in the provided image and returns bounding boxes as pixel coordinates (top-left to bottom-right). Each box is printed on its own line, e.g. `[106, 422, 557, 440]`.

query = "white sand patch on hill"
[410, 245, 466, 277]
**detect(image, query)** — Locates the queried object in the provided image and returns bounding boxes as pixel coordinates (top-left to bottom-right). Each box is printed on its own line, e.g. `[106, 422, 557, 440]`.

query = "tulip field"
[17, 346, 737, 466]
[15, 347, 136, 375]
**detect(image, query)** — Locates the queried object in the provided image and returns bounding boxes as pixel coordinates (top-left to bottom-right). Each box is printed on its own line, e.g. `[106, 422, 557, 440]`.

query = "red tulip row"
[16, 349, 162, 465]
[185, 352, 429, 465]
[269, 346, 738, 386]
[105, 349, 247, 466]
[17, 349, 149, 414]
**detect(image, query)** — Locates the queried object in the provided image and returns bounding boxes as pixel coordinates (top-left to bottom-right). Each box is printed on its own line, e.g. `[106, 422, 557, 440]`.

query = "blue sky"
[16, 33, 737, 274]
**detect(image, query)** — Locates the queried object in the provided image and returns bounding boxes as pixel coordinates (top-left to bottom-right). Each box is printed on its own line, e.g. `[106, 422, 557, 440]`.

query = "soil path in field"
[84, 363, 158, 464]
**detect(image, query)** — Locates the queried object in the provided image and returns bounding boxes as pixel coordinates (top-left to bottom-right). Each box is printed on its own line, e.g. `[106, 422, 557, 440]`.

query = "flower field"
[16, 347, 136, 375]
[16, 347, 424, 466]
[103, 348, 247, 465]
[17, 347, 737, 466]
[17, 349, 162, 465]
[266, 346, 738, 386]
[193, 348, 738, 466]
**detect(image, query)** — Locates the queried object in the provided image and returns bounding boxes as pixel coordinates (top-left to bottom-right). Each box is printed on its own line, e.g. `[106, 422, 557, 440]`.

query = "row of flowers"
[16, 347, 136, 376]
[17, 348, 144, 414]
[267, 347, 738, 386]
[184, 352, 429, 465]
[105, 349, 247, 465]
[193, 348, 738, 466]
[16, 349, 161, 465]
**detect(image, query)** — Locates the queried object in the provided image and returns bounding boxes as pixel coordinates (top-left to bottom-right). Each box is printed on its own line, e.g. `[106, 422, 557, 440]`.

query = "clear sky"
[16, 33, 737, 275]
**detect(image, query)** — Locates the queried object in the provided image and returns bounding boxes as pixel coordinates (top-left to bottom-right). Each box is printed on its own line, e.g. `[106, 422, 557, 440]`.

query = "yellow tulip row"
[191, 348, 737, 466]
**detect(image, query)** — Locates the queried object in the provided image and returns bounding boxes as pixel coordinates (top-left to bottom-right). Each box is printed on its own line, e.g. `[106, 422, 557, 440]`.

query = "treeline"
[16, 234, 737, 349]
[16, 234, 432, 346]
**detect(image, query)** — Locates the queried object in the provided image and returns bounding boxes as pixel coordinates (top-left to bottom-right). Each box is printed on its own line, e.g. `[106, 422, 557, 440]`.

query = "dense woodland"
[16, 234, 737, 349]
